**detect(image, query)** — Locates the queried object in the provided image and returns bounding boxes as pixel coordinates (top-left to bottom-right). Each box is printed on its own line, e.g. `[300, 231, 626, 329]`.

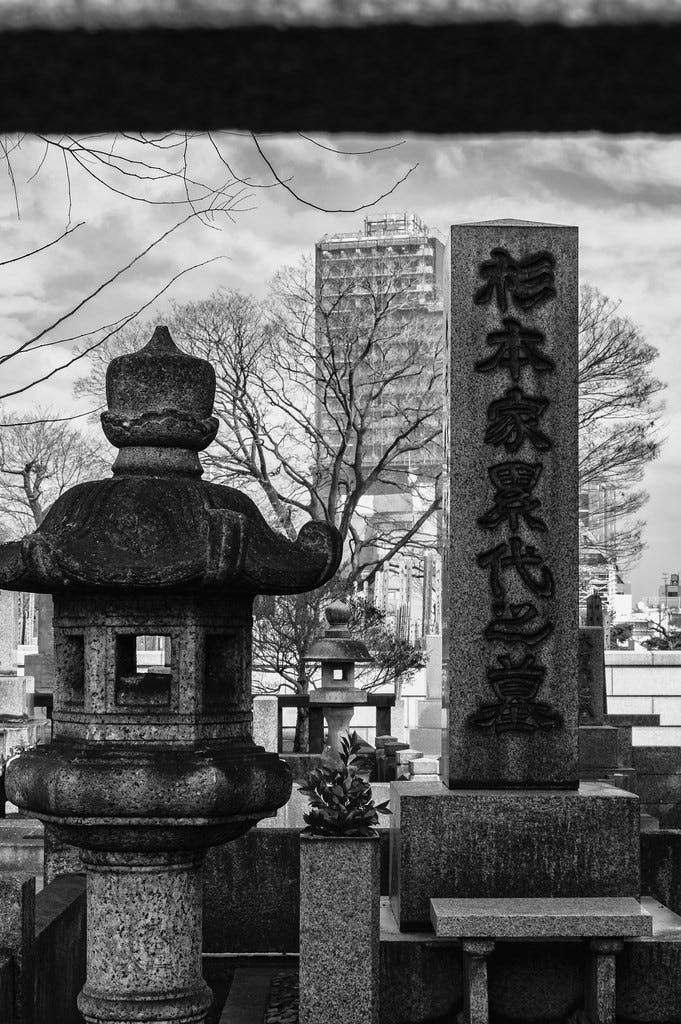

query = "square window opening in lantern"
[115, 635, 172, 707]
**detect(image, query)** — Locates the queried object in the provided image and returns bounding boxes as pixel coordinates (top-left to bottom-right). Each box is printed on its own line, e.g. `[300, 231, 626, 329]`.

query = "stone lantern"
[0, 326, 341, 1024]
[303, 600, 373, 756]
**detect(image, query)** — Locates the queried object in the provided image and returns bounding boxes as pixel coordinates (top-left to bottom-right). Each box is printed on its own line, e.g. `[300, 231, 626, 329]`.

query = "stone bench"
[429, 897, 653, 1024]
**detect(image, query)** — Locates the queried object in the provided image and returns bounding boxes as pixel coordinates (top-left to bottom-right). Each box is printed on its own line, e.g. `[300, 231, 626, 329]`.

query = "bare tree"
[0, 134, 417, 408]
[0, 412, 105, 532]
[77, 258, 444, 578]
[1, 133, 416, 228]
[578, 284, 665, 577]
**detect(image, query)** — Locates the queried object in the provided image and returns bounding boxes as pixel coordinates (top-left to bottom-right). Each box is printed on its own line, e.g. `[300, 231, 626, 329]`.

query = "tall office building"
[314, 213, 445, 631]
[314, 212, 445, 485]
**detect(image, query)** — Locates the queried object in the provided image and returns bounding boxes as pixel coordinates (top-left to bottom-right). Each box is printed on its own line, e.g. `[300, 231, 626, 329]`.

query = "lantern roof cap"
[303, 600, 374, 664]
[0, 327, 341, 596]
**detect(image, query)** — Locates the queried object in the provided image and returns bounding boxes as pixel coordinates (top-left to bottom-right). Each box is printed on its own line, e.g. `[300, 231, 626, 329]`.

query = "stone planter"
[299, 833, 380, 1024]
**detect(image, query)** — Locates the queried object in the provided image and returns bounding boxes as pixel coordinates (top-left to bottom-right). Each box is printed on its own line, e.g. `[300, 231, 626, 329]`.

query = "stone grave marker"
[443, 219, 579, 789]
[390, 221, 641, 931]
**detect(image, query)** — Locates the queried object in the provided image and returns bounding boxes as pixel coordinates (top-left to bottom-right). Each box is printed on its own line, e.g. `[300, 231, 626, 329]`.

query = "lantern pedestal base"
[78, 849, 212, 1024]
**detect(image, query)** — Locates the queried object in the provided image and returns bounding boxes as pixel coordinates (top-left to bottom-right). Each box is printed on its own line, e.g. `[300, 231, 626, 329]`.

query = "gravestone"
[23, 593, 55, 695]
[408, 633, 442, 755]
[443, 220, 578, 789]
[579, 594, 619, 779]
[252, 696, 278, 752]
[0, 591, 17, 673]
[390, 221, 641, 931]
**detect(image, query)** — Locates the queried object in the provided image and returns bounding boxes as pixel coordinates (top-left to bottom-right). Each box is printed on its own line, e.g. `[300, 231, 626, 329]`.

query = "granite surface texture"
[78, 850, 211, 1024]
[0, 675, 31, 718]
[579, 625, 606, 725]
[443, 221, 579, 788]
[299, 835, 380, 1024]
[462, 940, 494, 1024]
[579, 725, 619, 771]
[390, 782, 640, 930]
[430, 897, 652, 937]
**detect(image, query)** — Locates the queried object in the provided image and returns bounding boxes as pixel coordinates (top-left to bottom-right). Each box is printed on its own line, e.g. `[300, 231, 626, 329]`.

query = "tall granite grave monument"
[390, 221, 640, 930]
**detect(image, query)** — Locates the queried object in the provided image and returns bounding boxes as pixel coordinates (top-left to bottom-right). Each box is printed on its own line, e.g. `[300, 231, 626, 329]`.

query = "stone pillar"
[299, 835, 380, 1024]
[252, 696, 279, 752]
[79, 851, 210, 1024]
[0, 591, 18, 673]
[443, 220, 579, 789]
[462, 939, 495, 1024]
[586, 938, 623, 1024]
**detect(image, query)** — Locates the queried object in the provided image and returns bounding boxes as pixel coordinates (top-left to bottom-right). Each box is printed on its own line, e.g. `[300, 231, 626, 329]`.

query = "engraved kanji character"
[468, 653, 562, 733]
[477, 536, 554, 600]
[484, 602, 554, 647]
[478, 461, 547, 533]
[485, 385, 551, 453]
[475, 319, 555, 382]
[474, 248, 556, 312]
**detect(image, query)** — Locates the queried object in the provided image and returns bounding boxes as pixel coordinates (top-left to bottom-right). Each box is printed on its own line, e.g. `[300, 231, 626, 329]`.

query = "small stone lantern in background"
[304, 600, 374, 756]
[0, 327, 341, 1024]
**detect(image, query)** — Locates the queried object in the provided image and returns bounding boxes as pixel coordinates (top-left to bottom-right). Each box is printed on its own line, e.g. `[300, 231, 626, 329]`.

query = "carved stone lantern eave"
[0, 326, 342, 1024]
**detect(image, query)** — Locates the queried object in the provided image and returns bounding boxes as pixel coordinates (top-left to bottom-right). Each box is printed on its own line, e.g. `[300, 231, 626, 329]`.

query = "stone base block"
[390, 782, 641, 931]
[579, 725, 619, 771]
[407, 727, 442, 756]
[300, 835, 380, 1024]
[409, 757, 440, 776]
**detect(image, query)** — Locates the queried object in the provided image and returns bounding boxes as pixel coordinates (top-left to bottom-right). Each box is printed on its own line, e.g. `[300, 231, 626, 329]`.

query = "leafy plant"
[299, 731, 391, 837]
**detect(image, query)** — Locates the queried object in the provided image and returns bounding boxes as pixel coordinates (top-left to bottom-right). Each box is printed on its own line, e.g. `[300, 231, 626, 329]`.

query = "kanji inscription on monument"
[442, 221, 579, 788]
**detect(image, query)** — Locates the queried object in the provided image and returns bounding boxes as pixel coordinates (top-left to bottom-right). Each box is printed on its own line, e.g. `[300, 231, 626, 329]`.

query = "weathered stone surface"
[586, 938, 622, 1024]
[409, 757, 441, 776]
[0, 674, 31, 718]
[579, 625, 605, 725]
[430, 897, 652, 937]
[390, 782, 641, 930]
[252, 695, 278, 752]
[300, 835, 380, 1024]
[579, 725, 619, 771]
[395, 748, 423, 764]
[0, 591, 18, 672]
[442, 221, 579, 789]
[0, 330, 342, 597]
[462, 940, 494, 1024]
[78, 850, 211, 1024]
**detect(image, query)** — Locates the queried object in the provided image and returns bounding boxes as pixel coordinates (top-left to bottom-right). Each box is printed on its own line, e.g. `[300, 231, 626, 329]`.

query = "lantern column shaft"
[78, 850, 212, 1024]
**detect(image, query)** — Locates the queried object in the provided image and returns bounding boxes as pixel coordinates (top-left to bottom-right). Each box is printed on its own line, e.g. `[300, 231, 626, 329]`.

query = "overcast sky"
[1, 132, 679, 603]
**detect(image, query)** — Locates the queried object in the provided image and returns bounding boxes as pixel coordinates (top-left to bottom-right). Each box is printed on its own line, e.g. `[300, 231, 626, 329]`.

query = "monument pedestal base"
[389, 782, 641, 931]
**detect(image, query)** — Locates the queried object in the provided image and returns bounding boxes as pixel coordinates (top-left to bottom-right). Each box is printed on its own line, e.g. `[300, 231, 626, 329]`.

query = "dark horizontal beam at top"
[2, 22, 681, 134]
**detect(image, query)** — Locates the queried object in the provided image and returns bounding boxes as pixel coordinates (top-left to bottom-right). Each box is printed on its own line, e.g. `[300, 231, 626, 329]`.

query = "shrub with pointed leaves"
[299, 731, 391, 837]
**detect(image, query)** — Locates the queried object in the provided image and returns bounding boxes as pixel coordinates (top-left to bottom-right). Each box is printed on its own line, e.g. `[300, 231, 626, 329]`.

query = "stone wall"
[606, 650, 681, 744]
